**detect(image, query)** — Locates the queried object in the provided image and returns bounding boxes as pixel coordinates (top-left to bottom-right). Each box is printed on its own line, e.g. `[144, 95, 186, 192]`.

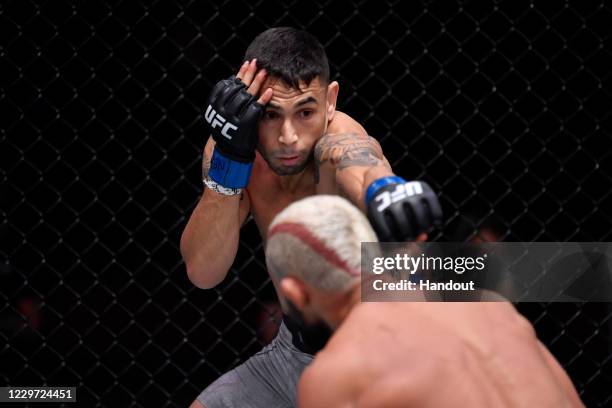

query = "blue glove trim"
[365, 176, 407, 205]
[208, 149, 253, 189]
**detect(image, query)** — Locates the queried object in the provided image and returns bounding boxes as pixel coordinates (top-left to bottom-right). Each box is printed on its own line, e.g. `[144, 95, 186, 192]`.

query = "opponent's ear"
[280, 277, 310, 311]
[326, 81, 339, 122]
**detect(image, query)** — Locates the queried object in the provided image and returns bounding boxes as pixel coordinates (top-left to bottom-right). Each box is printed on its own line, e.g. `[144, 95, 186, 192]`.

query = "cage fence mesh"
[1, 0, 611, 407]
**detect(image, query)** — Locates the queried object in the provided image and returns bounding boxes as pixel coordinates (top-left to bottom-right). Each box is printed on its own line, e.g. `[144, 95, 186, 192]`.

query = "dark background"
[1, 0, 611, 407]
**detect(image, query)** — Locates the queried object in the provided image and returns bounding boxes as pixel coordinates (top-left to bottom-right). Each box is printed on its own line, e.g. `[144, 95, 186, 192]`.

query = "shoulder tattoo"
[314, 133, 384, 182]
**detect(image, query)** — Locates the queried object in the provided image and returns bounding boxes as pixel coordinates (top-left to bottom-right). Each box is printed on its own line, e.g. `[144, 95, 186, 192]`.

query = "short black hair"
[244, 27, 330, 90]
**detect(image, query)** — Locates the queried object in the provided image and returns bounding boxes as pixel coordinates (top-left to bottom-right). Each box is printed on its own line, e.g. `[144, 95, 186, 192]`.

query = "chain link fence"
[1, 0, 611, 406]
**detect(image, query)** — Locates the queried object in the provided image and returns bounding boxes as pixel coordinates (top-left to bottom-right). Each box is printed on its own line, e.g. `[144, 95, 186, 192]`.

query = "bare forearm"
[342, 165, 393, 211]
[181, 189, 242, 289]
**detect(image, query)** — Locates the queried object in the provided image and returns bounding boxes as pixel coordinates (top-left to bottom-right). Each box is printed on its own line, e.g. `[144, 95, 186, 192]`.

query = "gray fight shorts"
[197, 321, 314, 408]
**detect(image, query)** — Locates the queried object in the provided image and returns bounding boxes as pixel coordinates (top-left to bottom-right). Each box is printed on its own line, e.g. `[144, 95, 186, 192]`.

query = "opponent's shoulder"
[298, 345, 361, 408]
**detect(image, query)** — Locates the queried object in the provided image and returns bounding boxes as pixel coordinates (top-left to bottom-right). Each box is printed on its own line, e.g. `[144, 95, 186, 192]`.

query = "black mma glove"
[203, 76, 265, 189]
[365, 176, 443, 241]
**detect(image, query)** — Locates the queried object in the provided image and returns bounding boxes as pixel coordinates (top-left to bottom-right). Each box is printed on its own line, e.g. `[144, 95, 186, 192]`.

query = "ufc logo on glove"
[205, 105, 238, 139]
[375, 181, 424, 211]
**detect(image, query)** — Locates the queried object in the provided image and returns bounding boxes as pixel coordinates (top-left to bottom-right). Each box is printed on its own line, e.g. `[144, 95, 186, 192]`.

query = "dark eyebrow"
[267, 96, 318, 111]
[295, 96, 318, 107]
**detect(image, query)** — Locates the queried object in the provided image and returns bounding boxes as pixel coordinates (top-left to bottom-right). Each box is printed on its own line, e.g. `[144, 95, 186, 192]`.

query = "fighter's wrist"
[203, 176, 243, 196]
[365, 176, 407, 205]
[208, 148, 254, 189]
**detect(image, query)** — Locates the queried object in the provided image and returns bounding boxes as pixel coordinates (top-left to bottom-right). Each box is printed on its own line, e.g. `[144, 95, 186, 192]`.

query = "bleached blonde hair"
[265, 195, 378, 292]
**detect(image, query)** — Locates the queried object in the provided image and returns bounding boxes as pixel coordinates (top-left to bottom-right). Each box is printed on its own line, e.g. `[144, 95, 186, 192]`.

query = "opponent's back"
[299, 301, 584, 408]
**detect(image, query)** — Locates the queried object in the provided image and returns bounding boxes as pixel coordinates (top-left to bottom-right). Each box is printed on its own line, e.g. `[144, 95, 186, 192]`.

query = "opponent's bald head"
[265, 195, 378, 292]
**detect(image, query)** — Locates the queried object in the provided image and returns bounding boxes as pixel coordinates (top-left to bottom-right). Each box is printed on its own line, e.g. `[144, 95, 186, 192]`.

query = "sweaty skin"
[201, 115, 383, 241]
[297, 300, 585, 408]
[247, 116, 389, 240]
[182, 59, 396, 289]
[188, 62, 582, 408]
[199, 61, 393, 243]
[186, 60, 397, 408]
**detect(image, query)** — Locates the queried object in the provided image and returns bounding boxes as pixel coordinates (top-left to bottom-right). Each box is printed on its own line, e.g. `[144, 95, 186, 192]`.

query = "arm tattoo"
[314, 133, 384, 183]
[202, 151, 210, 191]
[202, 159, 211, 180]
